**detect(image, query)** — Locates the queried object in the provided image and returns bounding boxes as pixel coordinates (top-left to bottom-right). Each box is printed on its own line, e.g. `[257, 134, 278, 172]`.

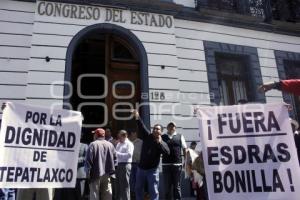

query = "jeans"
[129, 163, 138, 195]
[135, 167, 159, 200]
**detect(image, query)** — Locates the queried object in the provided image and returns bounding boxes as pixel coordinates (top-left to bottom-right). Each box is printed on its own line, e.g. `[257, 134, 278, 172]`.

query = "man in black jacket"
[132, 110, 170, 200]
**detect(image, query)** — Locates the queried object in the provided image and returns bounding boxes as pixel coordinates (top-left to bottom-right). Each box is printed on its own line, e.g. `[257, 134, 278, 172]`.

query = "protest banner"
[197, 103, 300, 200]
[0, 102, 82, 188]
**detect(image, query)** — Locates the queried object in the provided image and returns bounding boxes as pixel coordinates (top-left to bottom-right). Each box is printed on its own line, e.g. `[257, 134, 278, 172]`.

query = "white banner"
[0, 102, 82, 188]
[197, 103, 300, 200]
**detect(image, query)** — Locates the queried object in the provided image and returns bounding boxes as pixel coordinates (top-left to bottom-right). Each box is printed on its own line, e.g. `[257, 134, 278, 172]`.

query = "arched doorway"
[64, 24, 149, 142]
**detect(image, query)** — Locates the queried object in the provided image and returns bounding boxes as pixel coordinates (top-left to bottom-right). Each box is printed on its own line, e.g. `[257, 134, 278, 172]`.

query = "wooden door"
[107, 62, 140, 134]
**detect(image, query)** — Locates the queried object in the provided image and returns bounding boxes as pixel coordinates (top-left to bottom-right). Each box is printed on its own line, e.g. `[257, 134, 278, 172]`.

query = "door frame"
[64, 23, 150, 129]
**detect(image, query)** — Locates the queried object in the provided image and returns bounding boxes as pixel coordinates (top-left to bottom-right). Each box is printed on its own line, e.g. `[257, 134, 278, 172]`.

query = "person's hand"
[131, 109, 139, 119]
[1, 102, 7, 111]
[258, 82, 275, 93]
[155, 134, 162, 143]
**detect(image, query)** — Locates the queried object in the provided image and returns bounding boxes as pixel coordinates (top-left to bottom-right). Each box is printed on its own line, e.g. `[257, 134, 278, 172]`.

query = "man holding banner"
[0, 102, 82, 200]
[196, 103, 300, 200]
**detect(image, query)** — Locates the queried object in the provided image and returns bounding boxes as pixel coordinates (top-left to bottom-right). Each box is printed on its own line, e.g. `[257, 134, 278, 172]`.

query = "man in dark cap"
[86, 128, 116, 200]
[162, 121, 187, 200]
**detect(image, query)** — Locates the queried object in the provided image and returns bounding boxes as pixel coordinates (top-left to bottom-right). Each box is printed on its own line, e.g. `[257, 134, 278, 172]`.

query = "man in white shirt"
[116, 130, 134, 200]
[162, 122, 187, 200]
[129, 130, 143, 198]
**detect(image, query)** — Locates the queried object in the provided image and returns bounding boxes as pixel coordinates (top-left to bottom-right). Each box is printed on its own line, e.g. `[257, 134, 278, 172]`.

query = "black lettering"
[277, 143, 291, 162]
[14, 167, 22, 182]
[40, 113, 47, 125]
[262, 144, 277, 162]
[44, 168, 51, 182]
[105, 8, 112, 21]
[37, 2, 46, 16]
[32, 129, 43, 146]
[7, 167, 14, 182]
[25, 111, 32, 123]
[158, 15, 164, 27]
[253, 112, 267, 132]
[21, 168, 29, 182]
[93, 8, 100, 20]
[268, 111, 281, 131]
[137, 12, 143, 25]
[86, 7, 93, 20]
[66, 169, 73, 182]
[33, 151, 41, 162]
[207, 147, 219, 165]
[37, 168, 43, 182]
[45, 2, 54, 16]
[54, 3, 62, 17]
[261, 170, 272, 192]
[246, 170, 252, 192]
[149, 15, 158, 26]
[273, 169, 284, 192]
[62, 4, 71, 17]
[213, 171, 223, 193]
[220, 146, 232, 165]
[78, 5, 85, 19]
[242, 112, 253, 132]
[235, 170, 246, 193]
[228, 113, 241, 134]
[67, 132, 76, 148]
[0, 167, 7, 181]
[218, 113, 227, 134]
[119, 10, 126, 23]
[144, 13, 150, 26]
[252, 170, 262, 192]
[29, 168, 37, 182]
[224, 171, 234, 193]
[248, 145, 262, 163]
[131, 11, 138, 24]
[51, 169, 59, 182]
[48, 130, 57, 147]
[165, 16, 172, 28]
[57, 132, 66, 148]
[233, 145, 246, 164]
[22, 128, 32, 145]
[70, 5, 78, 19]
[5, 126, 15, 144]
[59, 169, 65, 182]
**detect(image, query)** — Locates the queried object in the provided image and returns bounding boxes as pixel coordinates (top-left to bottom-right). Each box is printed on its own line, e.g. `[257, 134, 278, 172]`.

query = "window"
[216, 53, 250, 105]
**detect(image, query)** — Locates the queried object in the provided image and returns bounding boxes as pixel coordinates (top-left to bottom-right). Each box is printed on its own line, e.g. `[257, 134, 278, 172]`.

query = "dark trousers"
[162, 165, 182, 200]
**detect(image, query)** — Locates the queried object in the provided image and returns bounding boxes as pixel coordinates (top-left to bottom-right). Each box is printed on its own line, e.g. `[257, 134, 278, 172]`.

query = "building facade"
[0, 0, 300, 196]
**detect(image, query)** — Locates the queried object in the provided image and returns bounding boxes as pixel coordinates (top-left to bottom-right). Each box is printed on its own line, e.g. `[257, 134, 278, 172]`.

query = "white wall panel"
[179, 69, 208, 82]
[0, 21, 33, 35]
[27, 71, 64, 84]
[0, 58, 29, 71]
[149, 77, 179, 90]
[178, 59, 206, 71]
[1, 0, 35, 12]
[0, 72, 27, 85]
[176, 38, 204, 50]
[175, 19, 300, 45]
[26, 84, 64, 99]
[0, 9, 34, 23]
[0, 46, 30, 59]
[0, 85, 26, 98]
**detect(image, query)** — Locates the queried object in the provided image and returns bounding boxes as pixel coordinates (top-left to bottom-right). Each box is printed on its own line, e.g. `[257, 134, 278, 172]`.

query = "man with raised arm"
[131, 109, 170, 200]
